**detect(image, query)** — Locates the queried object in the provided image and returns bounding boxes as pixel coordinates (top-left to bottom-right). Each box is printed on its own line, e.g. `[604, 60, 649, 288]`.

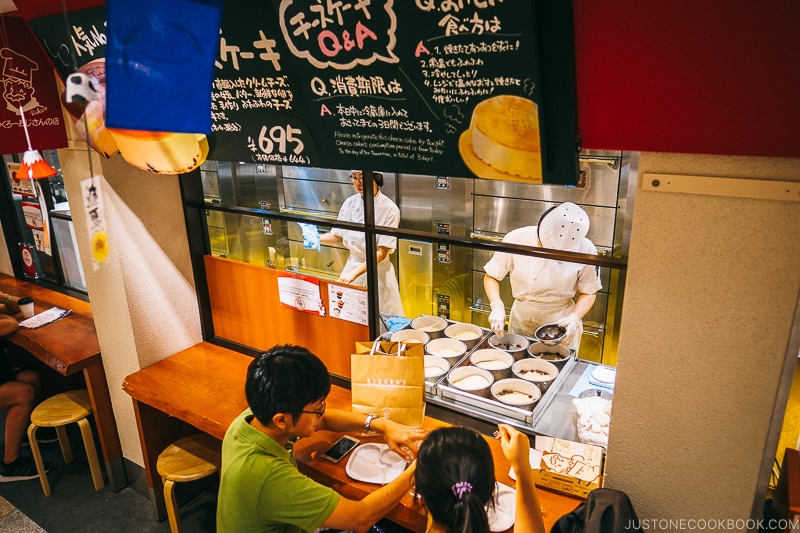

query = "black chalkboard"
[29, 1, 579, 185]
[28, 7, 107, 80]
[210, 0, 579, 185]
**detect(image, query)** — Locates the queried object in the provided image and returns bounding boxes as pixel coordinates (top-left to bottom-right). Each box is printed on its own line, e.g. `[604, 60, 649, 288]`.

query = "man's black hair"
[245, 344, 331, 425]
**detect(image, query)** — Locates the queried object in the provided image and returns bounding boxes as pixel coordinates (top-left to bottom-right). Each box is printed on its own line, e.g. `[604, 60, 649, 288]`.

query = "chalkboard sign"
[28, 1, 580, 185]
[27, 7, 107, 80]
[211, 0, 579, 185]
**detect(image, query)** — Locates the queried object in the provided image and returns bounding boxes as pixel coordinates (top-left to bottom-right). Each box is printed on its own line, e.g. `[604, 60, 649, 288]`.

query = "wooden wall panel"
[204, 255, 368, 379]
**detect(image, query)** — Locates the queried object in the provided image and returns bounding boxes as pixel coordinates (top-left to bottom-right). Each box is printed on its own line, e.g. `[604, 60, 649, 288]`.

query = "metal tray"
[428, 332, 572, 423]
[436, 356, 575, 424]
[386, 315, 489, 395]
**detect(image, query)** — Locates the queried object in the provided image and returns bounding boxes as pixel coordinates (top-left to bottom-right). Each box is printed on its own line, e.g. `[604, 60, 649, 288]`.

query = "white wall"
[58, 141, 202, 466]
[606, 153, 800, 527]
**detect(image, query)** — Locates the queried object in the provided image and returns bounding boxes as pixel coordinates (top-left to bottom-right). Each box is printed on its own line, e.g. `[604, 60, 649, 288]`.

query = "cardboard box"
[532, 436, 604, 498]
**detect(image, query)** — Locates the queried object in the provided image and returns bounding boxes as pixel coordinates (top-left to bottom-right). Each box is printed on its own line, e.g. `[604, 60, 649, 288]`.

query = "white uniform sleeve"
[576, 240, 603, 294]
[483, 250, 512, 281]
[483, 230, 524, 281]
[375, 197, 400, 251]
[330, 197, 352, 238]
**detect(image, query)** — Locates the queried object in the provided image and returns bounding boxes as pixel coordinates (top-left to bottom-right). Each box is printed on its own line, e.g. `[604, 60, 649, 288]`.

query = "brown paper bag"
[351, 340, 426, 427]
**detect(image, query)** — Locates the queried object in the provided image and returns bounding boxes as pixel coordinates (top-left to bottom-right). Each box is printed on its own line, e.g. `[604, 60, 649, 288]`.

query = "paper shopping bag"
[351, 340, 426, 427]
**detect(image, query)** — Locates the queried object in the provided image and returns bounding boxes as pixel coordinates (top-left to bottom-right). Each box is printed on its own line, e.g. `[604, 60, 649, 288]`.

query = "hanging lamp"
[16, 105, 57, 180]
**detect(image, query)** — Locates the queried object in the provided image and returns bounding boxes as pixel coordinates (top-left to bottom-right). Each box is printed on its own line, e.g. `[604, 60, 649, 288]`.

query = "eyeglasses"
[299, 400, 326, 418]
[349, 174, 363, 184]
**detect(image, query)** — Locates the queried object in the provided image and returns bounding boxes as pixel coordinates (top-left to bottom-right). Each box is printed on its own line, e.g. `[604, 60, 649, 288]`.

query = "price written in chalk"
[258, 124, 304, 154]
[247, 124, 309, 164]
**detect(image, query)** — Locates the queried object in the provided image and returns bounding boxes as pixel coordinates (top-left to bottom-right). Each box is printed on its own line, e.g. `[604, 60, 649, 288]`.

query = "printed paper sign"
[7, 163, 36, 197]
[33, 181, 52, 256]
[31, 229, 47, 253]
[277, 271, 323, 314]
[328, 283, 368, 326]
[21, 201, 43, 229]
[80, 176, 109, 270]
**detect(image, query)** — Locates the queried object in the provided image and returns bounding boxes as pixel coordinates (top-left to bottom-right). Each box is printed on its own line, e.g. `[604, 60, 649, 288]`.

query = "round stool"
[27, 389, 104, 496]
[157, 433, 221, 533]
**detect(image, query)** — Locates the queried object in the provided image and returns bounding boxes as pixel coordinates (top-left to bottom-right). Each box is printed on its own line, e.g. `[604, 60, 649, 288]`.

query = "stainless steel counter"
[423, 328, 614, 444]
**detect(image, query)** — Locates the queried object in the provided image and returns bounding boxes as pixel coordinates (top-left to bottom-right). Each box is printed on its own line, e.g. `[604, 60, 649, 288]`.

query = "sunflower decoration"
[91, 231, 109, 265]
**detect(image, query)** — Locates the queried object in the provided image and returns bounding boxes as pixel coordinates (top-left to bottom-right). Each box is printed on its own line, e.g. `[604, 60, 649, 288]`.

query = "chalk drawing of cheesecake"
[458, 95, 542, 183]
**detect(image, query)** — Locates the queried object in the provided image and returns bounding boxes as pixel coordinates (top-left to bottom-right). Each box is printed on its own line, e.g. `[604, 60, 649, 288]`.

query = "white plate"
[591, 366, 616, 385]
[486, 482, 516, 532]
[345, 443, 406, 485]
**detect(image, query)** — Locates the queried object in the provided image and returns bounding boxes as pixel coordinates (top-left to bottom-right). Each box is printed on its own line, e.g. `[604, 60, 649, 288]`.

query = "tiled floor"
[0, 495, 46, 532]
[0, 420, 217, 533]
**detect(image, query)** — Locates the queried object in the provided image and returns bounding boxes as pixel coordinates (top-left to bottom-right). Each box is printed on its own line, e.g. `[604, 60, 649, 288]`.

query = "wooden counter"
[205, 255, 370, 379]
[123, 342, 582, 530]
[0, 274, 126, 491]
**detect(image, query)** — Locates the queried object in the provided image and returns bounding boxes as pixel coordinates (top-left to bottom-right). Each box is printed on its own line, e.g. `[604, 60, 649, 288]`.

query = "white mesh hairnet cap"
[538, 202, 590, 251]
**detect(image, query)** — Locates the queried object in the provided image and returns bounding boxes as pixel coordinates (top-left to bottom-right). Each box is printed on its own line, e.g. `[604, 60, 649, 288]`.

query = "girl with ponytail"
[415, 425, 545, 533]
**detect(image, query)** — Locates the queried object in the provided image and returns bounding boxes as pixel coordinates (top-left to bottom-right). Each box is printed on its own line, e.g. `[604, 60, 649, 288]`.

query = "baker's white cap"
[538, 202, 590, 251]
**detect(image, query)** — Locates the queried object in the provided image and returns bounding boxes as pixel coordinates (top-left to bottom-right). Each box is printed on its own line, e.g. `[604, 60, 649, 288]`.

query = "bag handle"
[369, 339, 381, 355]
[368, 339, 407, 357]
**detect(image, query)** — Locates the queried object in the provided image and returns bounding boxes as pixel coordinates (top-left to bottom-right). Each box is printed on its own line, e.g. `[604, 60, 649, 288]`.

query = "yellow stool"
[27, 389, 104, 496]
[157, 434, 221, 533]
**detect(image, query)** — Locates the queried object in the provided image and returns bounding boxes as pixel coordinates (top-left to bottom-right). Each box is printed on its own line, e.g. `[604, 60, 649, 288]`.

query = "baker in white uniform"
[483, 202, 602, 351]
[319, 170, 405, 317]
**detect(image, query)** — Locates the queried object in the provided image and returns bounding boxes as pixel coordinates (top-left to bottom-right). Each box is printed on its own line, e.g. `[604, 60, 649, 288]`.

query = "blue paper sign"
[105, 0, 224, 134]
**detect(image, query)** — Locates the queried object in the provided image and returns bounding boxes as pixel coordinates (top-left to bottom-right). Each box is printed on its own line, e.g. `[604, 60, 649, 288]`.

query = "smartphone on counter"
[320, 435, 360, 463]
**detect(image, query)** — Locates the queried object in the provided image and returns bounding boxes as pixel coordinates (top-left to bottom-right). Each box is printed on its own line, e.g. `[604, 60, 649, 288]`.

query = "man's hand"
[372, 418, 428, 461]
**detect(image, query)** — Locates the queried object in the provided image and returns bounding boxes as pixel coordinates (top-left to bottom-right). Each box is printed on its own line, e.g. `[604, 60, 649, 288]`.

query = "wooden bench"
[0, 274, 126, 491]
[123, 341, 583, 531]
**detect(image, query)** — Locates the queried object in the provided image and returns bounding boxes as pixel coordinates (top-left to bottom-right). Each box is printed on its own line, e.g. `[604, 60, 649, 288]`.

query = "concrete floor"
[0, 418, 217, 533]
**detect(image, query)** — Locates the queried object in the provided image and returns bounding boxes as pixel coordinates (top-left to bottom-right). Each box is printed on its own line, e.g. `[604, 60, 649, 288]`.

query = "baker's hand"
[336, 273, 355, 284]
[558, 313, 581, 338]
[488, 300, 506, 337]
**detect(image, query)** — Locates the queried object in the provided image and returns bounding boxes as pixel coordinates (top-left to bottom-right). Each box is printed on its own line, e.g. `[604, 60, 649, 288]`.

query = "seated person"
[217, 344, 425, 533]
[0, 290, 47, 482]
[415, 425, 545, 533]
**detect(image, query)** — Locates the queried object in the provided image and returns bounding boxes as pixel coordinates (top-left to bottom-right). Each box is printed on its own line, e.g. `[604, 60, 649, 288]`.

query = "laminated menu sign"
[328, 283, 368, 326]
[277, 271, 323, 314]
[208, 0, 576, 184]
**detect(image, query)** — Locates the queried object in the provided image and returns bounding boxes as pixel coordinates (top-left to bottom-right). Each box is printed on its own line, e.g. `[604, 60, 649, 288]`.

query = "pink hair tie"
[452, 481, 472, 500]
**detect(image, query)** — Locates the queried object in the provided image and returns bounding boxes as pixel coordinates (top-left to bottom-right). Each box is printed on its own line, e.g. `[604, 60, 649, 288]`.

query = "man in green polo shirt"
[217, 344, 422, 533]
